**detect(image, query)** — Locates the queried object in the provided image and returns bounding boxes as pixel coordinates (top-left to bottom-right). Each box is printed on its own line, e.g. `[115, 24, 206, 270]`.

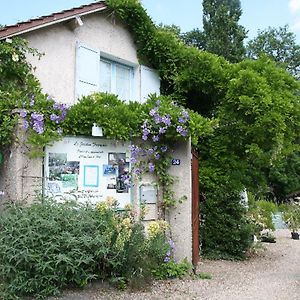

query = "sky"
[1, 0, 300, 43]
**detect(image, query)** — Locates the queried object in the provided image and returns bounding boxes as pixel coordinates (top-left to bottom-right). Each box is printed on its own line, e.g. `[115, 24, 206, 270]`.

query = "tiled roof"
[0, 1, 107, 39]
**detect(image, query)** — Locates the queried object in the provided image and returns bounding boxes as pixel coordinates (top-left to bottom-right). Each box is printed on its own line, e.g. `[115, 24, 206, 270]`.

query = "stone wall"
[0, 133, 193, 262]
[0, 122, 43, 208]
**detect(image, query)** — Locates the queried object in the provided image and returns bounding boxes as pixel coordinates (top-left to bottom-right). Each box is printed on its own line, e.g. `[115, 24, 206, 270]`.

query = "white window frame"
[76, 42, 135, 102]
[100, 58, 134, 101]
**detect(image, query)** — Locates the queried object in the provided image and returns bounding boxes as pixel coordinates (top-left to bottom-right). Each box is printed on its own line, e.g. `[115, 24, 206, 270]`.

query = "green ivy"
[62, 93, 144, 140]
[63, 93, 212, 208]
[0, 38, 66, 155]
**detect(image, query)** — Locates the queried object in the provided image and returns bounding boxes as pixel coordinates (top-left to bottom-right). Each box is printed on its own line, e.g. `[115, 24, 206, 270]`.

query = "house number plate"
[171, 159, 181, 165]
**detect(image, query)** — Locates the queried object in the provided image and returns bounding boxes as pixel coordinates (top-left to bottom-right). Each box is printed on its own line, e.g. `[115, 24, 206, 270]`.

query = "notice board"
[44, 137, 131, 207]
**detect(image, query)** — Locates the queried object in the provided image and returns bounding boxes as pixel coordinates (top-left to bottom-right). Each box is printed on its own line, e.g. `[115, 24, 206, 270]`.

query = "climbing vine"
[62, 93, 213, 207]
[0, 38, 69, 156]
[2, 0, 300, 257]
[106, 0, 300, 258]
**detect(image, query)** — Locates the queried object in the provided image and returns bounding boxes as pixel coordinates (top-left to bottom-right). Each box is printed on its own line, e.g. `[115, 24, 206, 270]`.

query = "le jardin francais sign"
[44, 137, 131, 207]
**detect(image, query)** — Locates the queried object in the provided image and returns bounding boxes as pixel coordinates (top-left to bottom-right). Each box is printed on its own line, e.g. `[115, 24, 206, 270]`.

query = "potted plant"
[279, 202, 300, 240]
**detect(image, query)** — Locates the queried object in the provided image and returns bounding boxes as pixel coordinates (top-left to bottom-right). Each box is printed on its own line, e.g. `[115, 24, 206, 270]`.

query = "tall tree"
[202, 0, 247, 62]
[181, 28, 206, 50]
[247, 25, 300, 78]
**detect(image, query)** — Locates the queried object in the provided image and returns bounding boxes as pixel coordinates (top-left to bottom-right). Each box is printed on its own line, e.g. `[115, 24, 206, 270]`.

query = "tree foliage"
[0, 38, 41, 150]
[247, 25, 300, 77]
[213, 57, 300, 192]
[107, 0, 300, 257]
[181, 28, 206, 49]
[2, 0, 300, 259]
[181, 0, 247, 62]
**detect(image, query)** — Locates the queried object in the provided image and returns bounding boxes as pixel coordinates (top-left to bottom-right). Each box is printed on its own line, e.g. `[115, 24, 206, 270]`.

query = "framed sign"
[44, 137, 131, 207]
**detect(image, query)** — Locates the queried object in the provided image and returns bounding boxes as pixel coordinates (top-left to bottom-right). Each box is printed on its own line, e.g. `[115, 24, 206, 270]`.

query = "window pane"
[100, 60, 112, 93]
[116, 64, 131, 100]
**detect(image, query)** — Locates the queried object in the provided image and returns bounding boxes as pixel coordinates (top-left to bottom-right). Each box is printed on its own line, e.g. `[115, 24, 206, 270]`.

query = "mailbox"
[140, 184, 157, 204]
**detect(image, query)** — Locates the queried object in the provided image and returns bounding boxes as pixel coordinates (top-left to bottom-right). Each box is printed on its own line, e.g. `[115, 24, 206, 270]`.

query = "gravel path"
[49, 229, 299, 300]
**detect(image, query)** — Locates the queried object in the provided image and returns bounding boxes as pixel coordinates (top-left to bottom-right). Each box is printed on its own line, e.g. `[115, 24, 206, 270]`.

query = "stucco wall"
[167, 139, 193, 262]
[0, 122, 42, 208]
[22, 10, 139, 104]
[132, 139, 193, 262]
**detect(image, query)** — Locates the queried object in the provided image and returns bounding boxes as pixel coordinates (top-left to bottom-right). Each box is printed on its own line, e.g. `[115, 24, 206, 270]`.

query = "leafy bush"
[152, 258, 192, 280]
[201, 185, 255, 260]
[247, 196, 278, 234]
[0, 199, 173, 299]
[279, 201, 300, 232]
[0, 200, 113, 299]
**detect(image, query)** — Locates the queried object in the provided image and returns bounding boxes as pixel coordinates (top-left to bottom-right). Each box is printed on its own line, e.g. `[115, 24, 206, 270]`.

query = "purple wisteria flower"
[168, 239, 175, 250]
[130, 157, 137, 164]
[159, 127, 166, 134]
[178, 117, 185, 124]
[50, 114, 60, 123]
[152, 135, 159, 142]
[32, 121, 44, 134]
[149, 108, 158, 116]
[135, 168, 142, 175]
[155, 153, 160, 160]
[161, 146, 168, 152]
[148, 148, 154, 155]
[22, 120, 29, 130]
[31, 112, 44, 122]
[52, 103, 68, 123]
[181, 109, 189, 119]
[19, 110, 27, 118]
[161, 115, 171, 126]
[130, 145, 141, 157]
[143, 127, 151, 136]
[164, 256, 171, 263]
[121, 174, 132, 186]
[176, 125, 187, 137]
[153, 114, 162, 124]
[164, 250, 172, 263]
[148, 162, 155, 173]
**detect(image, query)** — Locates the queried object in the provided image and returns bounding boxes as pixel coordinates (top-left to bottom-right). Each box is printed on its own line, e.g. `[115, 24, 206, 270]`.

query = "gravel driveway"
[49, 229, 299, 300]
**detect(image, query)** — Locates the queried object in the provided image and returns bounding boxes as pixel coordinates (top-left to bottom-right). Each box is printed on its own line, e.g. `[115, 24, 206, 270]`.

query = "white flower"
[5, 38, 12, 43]
[12, 53, 19, 62]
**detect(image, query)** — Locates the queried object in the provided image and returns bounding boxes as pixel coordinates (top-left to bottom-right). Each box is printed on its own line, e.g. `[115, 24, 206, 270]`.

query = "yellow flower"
[96, 201, 108, 213]
[122, 217, 132, 229]
[124, 203, 133, 211]
[106, 196, 118, 207]
[147, 220, 169, 238]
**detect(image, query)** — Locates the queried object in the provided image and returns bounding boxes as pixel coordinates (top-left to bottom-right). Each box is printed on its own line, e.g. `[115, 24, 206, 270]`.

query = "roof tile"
[0, 1, 107, 39]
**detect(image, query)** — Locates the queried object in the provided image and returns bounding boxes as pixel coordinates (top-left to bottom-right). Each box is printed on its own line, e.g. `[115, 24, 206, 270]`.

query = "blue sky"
[1, 0, 300, 43]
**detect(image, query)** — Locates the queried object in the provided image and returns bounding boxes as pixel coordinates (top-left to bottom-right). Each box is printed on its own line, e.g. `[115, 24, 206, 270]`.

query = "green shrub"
[201, 187, 254, 260]
[0, 200, 115, 299]
[152, 258, 192, 280]
[247, 196, 278, 234]
[0, 199, 173, 299]
[279, 202, 300, 232]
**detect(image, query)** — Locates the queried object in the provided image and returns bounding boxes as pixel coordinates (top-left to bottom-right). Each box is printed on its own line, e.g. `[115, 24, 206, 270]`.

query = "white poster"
[44, 137, 131, 207]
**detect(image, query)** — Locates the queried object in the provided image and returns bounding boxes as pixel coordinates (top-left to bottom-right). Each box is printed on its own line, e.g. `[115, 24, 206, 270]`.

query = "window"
[76, 43, 133, 101]
[76, 42, 160, 103]
[100, 59, 132, 100]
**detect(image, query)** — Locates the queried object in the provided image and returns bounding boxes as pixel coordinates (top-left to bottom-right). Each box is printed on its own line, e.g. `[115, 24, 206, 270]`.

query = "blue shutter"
[76, 43, 100, 100]
[140, 65, 160, 103]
